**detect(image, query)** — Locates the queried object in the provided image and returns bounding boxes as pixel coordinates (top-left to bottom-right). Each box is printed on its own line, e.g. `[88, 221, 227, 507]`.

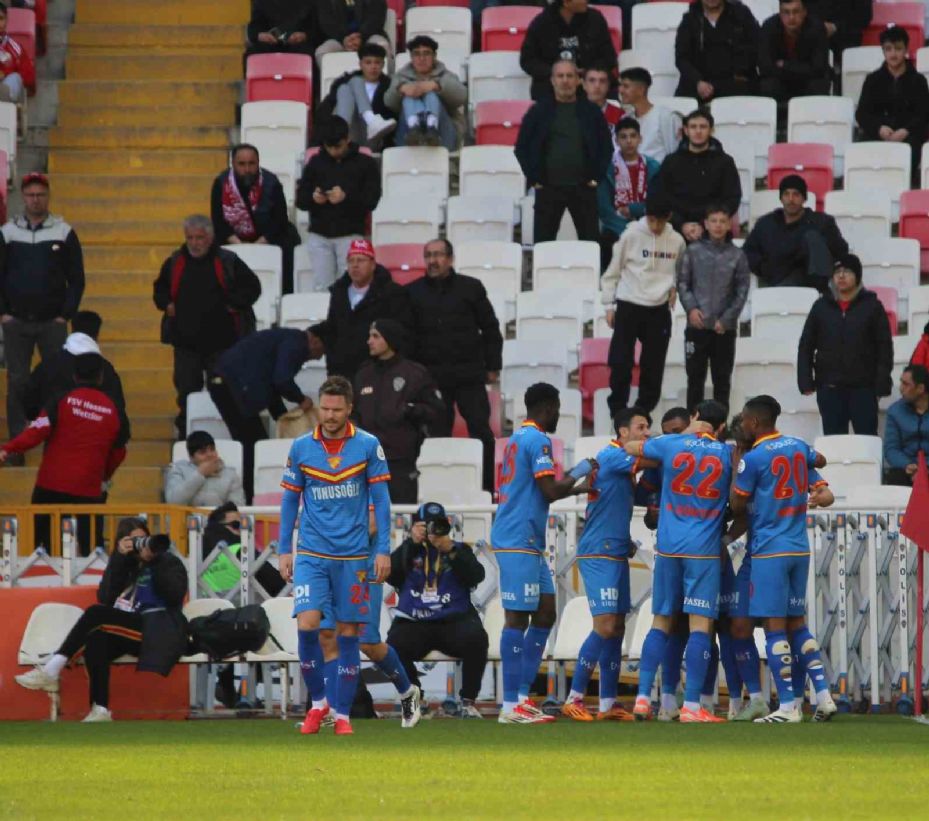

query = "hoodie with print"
[601, 217, 686, 308]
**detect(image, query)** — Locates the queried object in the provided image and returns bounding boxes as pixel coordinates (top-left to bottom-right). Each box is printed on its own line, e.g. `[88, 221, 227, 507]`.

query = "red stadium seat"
[6, 7, 35, 93]
[246, 53, 313, 105]
[863, 2, 924, 60]
[387, 0, 405, 48]
[899, 190, 929, 274]
[481, 6, 541, 52]
[377, 243, 427, 285]
[475, 99, 533, 146]
[592, 5, 622, 53]
[453, 386, 504, 439]
[578, 337, 611, 424]
[869, 286, 899, 335]
[495, 434, 564, 491]
[767, 143, 834, 210]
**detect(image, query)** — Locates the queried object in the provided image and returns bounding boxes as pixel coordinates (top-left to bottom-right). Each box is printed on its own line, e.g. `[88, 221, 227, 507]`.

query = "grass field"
[1, 716, 927, 820]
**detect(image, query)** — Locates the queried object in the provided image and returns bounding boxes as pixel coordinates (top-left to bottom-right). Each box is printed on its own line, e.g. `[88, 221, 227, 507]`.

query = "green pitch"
[1, 717, 927, 820]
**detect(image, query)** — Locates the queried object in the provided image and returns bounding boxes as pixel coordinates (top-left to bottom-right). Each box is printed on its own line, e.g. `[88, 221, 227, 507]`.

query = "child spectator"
[163, 430, 245, 508]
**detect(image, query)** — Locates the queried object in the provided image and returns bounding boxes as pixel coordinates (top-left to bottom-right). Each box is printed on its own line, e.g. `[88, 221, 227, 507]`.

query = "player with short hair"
[491, 382, 596, 724]
[562, 406, 652, 722]
[278, 375, 392, 736]
[625, 400, 733, 723]
[730, 394, 836, 723]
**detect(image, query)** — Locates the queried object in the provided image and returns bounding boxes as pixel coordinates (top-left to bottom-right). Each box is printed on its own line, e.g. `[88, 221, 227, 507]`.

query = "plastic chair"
[843, 142, 911, 219]
[7, 8, 35, 92]
[376, 243, 427, 285]
[474, 99, 533, 146]
[618, 48, 680, 97]
[841, 45, 884, 104]
[631, 2, 687, 59]
[551, 596, 594, 662]
[823, 190, 892, 242]
[578, 338, 611, 424]
[899, 190, 929, 274]
[222, 243, 282, 332]
[405, 6, 473, 55]
[186, 392, 231, 439]
[855, 237, 921, 320]
[870, 286, 899, 335]
[468, 51, 532, 109]
[532, 240, 600, 293]
[750, 286, 818, 338]
[319, 51, 361, 100]
[711, 96, 776, 178]
[573, 435, 614, 464]
[0, 102, 17, 174]
[446, 195, 515, 245]
[417, 438, 486, 503]
[279, 292, 331, 330]
[741, 0, 777, 24]
[786, 96, 854, 176]
[372, 196, 442, 245]
[731, 338, 799, 406]
[381, 146, 450, 200]
[501, 339, 569, 416]
[253, 439, 295, 497]
[455, 240, 523, 298]
[480, 6, 540, 51]
[863, 2, 924, 59]
[749, 188, 816, 229]
[909, 286, 929, 335]
[459, 145, 526, 199]
[246, 53, 313, 105]
[171, 439, 244, 479]
[813, 435, 884, 498]
[241, 101, 309, 161]
[452, 386, 505, 439]
[767, 143, 834, 210]
[515, 288, 586, 355]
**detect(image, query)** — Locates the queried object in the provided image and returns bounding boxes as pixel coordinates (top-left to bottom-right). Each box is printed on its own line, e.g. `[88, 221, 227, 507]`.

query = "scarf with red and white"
[613, 152, 648, 212]
[221, 171, 263, 241]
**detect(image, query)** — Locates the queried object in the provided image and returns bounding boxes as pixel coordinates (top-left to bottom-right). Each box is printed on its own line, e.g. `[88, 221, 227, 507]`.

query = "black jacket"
[514, 94, 613, 188]
[519, 5, 617, 100]
[97, 549, 189, 676]
[313, 264, 413, 380]
[388, 537, 485, 599]
[352, 354, 444, 461]
[247, 0, 314, 42]
[758, 12, 830, 84]
[24, 348, 125, 422]
[674, 0, 760, 92]
[744, 207, 848, 286]
[405, 269, 503, 387]
[315, 0, 386, 44]
[655, 137, 742, 230]
[296, 143, 381, 238]
[210, 168, 291, 248]
[856, 62, 929, 144]
[797, 286, 894, 395]
[807, 0, 872, 50]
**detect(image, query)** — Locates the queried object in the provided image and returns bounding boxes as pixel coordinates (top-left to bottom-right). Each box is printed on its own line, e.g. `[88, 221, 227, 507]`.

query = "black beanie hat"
[371, 318, 406, 352]
[833, 253, 863, 284]
[778, 173, 808, 199]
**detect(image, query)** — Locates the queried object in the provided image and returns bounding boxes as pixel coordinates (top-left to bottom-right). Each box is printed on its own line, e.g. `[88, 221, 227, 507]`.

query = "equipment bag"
[188, 604, 271, 660]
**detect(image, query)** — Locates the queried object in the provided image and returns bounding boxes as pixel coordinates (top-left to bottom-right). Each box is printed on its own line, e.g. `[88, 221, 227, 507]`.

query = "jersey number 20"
[670, 453, 724, 499]
[772, 453, 809, 498]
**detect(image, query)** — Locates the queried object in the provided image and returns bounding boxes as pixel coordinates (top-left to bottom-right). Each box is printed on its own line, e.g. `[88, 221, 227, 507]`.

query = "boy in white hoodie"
[601, 194, 685, 415]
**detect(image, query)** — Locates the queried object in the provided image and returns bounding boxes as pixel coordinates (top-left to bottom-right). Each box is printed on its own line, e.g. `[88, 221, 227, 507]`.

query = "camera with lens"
[426, 518, 451, 538]
[131, 534, 171, 555]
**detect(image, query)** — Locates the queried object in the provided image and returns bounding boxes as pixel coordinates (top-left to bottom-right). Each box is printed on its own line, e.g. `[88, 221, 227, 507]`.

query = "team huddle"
[280, 376, 837, 735]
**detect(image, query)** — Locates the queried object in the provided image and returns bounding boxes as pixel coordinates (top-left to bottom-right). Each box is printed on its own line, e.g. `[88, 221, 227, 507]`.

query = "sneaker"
[633, 696, 652, 721]
[518, 698, 556, 723]
[81, 704, 112, 723]
[733, 698, 770, 722]
[497, 704, 552, 724]
[812, 693, 838, 722]
[366, 114, 396, 142]
[597, 704, 636, 722]
[657, 706, 680, 722]
[754, 706, 802, 724]
[334, 717, 354, 735]
[680, 706, 726, 723]
[400, 687, 422, 729]
[561, 698, 594, 722]
[300, 705, 330, 735]
[461, 702, 483, 719]
[15, 667, 59, 693]
[422, 126, 442, 147]
[727, 699, 744, 721]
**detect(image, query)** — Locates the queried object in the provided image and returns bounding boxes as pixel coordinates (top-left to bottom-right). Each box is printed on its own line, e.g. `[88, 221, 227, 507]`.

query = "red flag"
[901, 451, 929, 552]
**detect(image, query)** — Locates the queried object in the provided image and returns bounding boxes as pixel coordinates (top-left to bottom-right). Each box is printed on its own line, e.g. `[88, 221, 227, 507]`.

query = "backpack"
[188, 604, 271, 660]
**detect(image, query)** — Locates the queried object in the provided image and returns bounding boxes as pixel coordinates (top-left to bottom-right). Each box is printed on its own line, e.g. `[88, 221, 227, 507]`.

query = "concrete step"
[64, 198, 210, 223]
[54, 174, 216, 202]
[58, 80, 239, 108]
[82, 245, 174, 270]
[104, 342, 172, 370]
[96, 315, 162, 343]
[124, 391, 178, 416]
[57, 104, 234, 128]
[49, 148, 228, 176]
[70, 220, 189, 245]
[66, 53, 243, 81]
[50, 125, 230, 150]
[123, 440, 173, 467]
[76, 0, 250, 27]
[68, 23, 244, 49]
[0, 367, 172, 400]
[84, 271, 156, 297]
[0, 466, 165, 503]
[81, 295, 161, 322]
[1, 414, 177, 443]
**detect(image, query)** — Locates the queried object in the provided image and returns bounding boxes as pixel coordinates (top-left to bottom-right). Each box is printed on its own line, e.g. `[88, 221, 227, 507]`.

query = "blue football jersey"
[733, 433, 822, 558]
[642, 432, 733, 557]
[281, 422, 391, 559]
[578, 441, 638, 557]
[490, 421, 556, 552]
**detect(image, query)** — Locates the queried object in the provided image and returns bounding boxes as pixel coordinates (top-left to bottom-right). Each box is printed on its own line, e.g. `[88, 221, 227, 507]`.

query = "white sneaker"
[754, 706, 802, 724]
[461, 702, 483, 719]
[15, 667, 59, 693]
[657, 706, 680, 722]
[727, 699, 744, 721]
[81, 705, 113, 723]
[733, 697, 770, 722]
[812, 693, 838, 722]
[366, 114, 396, 142]
[400, 687, 422, 729]
[498, 706, 549, 724]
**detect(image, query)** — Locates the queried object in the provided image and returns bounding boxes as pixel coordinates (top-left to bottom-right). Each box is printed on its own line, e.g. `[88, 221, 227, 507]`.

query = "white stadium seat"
[515, 288, 585, 368]
[454, 240, 523, 298]
[593, 387, 612, 436]
[727, 139, 755, 223]
[405, 7, 473, 56]
[618, 49, 679, 97]
[241, 100, 308, 163]
[416, 438, 485, 503]
[787, 96, 854, 176]
[855, 237, 921, 320]
[711, 96, 776, 177]
[186, 391, 231, 439]
[572, 435, 613, 464]
[0, 102, 17, 173]
[742, 0, 777, 24]
[651, 96, 696, 118]
[842, 46, 884, 105]
[293, 244, 315, 293]
[294, 361, 328, 404]
[381, 146, 450, 200]
[908, 285, 929, 332]
[458, 145, 526, 199]
[372, 196, 442, 245]
[631, 3, 687, 59]
[750, 287, 817, 339]
[222, 243, 282, 331]
[171, 439, 243, 479]
[551, 596, 593, 661]
[446, 195, 515, 245]
[731, 338, 799, 408]
[843, 142, 911, 220]
[532, 240, 600, 293]
[502, 339, 569, 417]
[319, 51, 359, 100]
[279, 292, 330, 330]
[253, 439, 294, 497]
[467, 51, 531, 106]
[814, 435, 883, 498]
[776, 394, 822, 443]
[823, 189, 892, 241]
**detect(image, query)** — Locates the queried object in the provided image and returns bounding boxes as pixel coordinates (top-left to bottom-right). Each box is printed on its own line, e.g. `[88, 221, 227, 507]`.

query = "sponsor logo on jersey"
[310, 482, 361, 501]
[327, 456, 342, 469]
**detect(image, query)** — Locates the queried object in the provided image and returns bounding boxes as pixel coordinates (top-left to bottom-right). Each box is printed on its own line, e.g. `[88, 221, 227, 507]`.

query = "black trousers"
[607, 300, 671, 414]
[435, 381, 496, 493]
[208, 376, 269, 503]
[388, 458, 419, 504]
[57, 604, 143, 708]
[600, 229, 619, 275]
[816, 386, 879, 435]
[533, 183, 599, 244]
[884, 467, 913, 487]
[759, 75, 831, 103]
[386, 611, 489, 702]
[684, 327, 737, 412]
[675, 76, 755, 99]
[31, 486, 105, 555]
[173, 347, 220, 440]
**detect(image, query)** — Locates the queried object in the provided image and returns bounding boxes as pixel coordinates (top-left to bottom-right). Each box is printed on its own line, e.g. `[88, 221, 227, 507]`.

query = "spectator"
[314, 42, 396, 148]
[383, 35, 467, 149]
[856, 25, 929, 188]
[22, 310, 125, 423]
[519, 0, 617, 101]
[386, 502, 488, 718]
[674, 0, 760, 102]
[311, 239, 413, 382]
[743, 174, 848, 290]
[676, 204, 750, 411]
[654, 109, 741, 242]
[14, 518, 188, 723]
[164, 430, 245, 508]
[797, 254, 893, 436]
[583, 66, 623, 130]
[210, 143, 297, 295]
[0, 172, 84, 457]
[296, 117, 381, 291]
[314, 0, 391, 63]
[758, 0, 831, 103]
[601, 194, 685, 415]
[153, 215, 262, 439]
[407, 239, 503, 493]
[209, 326, 324, 502]
[352, 319, 444, 503]
[807, 0, 872, 56]
[598, 117, 661, 271]
[245, 0, 314, 65]
[910, 322, 929, 369]
[619, 67, 680, 164]
[0, 2, 34, 102]
[884, 365, 929, 486]
[515, 60, 613, 244]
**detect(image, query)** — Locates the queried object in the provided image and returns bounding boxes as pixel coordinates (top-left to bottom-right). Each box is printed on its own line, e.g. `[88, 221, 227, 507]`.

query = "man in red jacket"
[0, 3, 35, 101]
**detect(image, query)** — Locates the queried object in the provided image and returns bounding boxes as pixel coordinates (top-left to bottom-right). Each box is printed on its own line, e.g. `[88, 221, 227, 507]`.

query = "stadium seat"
[519, 193, 587, 246]
[592, 5, 622, 52]
[844, 484, 913, 510]
[592, 387, 612, 436]
[650, 96, 695, 117]
[171, 439, 244, 479]
[578, 337, 611, 424]
[813, 434, 883, 498]
[841, 46, 883, 104]
[512, 388, 582, 458]
[823, 190, 892, 242]
[515, 289, 586, 368]
[241, 101, 309, 163]
[775, 394, 822, 443]
[186, 392, 231, 439]
[480, 6, 540, 51]
[741, 0, 777, 24]
[454, 240, 522, 301]
[7, 8, 35, 92]
[618, 49, 679, 97]
[843, 142, 911, 220]
[372, 196, 442, 245]
[320, 51, 361, 100]
[246, 53, 313, 105]
[495, 435, 565, 490]
[749, 188, 816, 228]
[870, 286, 900, 335]
[417, 438, 485, 503]
[381, 146, 450, 200]
[921, 144, 929, 190]
[446, 195, 516, 245]
[394, 49, 469, 83]
[459, 145, 526, 199]
[279, 292, 330, 330]
[531, 240, 600, 293]
[222, 243, 282, 331]
[253, 439, 294, 497]
[750, 287, 817, 339]
[786, 96, 854, 176]
[247, 598, 298, 713]
[573, 435, 613, 464]
[405, 7, 473, 56]
[376, 243, 427, 285]
[766, 143, 834, 209]
[294, 362, 329, 403]
[17, 602, 83, 668]
[0, 102, 17, 176]
[452, 386, 504, 439]
[909, 285, 929, 334]
[551, 596, 593, 663]
[711, 96, 776, 178]
[855, 237, 920, 321]
[0, 150, 7, 222]
[293, 245, 314, 293]
[474, 100, 533, 146]
[468, 51, 531, 111]
[898, 190, 929, 273]
[727, 139, 756, 223]
[863, 2, 924, 59]
[631, 2, 687, 57]
[502, 339, 569, 418]
[730, 338, 799, 409]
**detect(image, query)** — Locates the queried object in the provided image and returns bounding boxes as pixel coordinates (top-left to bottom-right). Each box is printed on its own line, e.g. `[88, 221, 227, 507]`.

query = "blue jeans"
[395, 92, 458, 149]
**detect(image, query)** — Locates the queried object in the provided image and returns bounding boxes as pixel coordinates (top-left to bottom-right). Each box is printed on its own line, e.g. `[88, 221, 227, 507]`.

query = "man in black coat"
[244, 0, 314, 68]
[314, 0, 390, 63]
[797, 254, 893, 436]
[514, 59, 613, 244]
[519, 0, 617, 101]
[807, 0, 872, 56]
[406, 239, 503, 493]
[758, 0, 831, 102]
[654, 109, 741, 241]
[674, 0, 760, 102]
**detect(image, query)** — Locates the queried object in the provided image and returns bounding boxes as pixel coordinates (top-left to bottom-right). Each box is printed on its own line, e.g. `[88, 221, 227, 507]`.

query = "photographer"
[386, 503, 489, 718]
[15, 517, 188, 722]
